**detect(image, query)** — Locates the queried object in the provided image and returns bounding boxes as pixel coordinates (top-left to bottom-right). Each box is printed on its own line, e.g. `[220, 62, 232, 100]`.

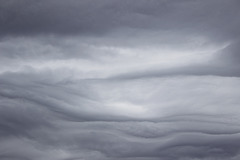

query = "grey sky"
[0, 0, 240, 160]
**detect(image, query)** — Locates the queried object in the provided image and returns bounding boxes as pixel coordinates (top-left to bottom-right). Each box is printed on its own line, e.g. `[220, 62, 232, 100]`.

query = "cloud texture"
[0, 0, 240, 159]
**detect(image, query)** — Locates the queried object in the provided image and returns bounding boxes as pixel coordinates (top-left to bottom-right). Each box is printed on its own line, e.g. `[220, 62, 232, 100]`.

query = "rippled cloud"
[0, 0, 240, 160]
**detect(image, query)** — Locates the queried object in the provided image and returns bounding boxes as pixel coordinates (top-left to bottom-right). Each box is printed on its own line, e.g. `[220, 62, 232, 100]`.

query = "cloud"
[1, 72, 240, 159]
[1, 0, 240, 160]
[0, 0, 239, 40]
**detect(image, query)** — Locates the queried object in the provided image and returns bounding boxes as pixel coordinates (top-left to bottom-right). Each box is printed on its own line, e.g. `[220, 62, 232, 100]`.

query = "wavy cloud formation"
[0, 0, 240, 160]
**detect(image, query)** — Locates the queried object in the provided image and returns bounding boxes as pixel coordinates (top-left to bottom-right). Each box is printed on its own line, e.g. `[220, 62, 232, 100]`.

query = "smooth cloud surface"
[0, 0, 240, 160]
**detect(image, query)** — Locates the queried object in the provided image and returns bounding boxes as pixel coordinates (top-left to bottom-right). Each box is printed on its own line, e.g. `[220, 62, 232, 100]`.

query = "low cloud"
[1, 0, 240, 160]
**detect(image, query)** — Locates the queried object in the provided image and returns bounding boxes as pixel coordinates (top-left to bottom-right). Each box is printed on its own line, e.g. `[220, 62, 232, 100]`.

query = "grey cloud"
[1, 104, 240, 160]
[110, 63, 240, 79]
[1, 0, 240, 160]
[216, 40, 240, 66]
[0, 0, 239, 41]
[109, 41, 240, 79]
[1, 72, 240, 159]
[0, 36, 101, 61]
[1, 0, 239, 80]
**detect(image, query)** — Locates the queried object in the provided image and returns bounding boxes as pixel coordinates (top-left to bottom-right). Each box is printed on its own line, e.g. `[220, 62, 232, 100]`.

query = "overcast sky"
[1, 0, 240, 160]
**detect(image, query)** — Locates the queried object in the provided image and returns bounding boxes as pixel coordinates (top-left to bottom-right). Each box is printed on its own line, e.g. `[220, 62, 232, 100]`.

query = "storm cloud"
[1, 0, 240, 160]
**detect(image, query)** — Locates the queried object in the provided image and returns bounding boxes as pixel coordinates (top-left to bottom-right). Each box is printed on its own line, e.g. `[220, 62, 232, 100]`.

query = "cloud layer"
[0, 0, 240, 160]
